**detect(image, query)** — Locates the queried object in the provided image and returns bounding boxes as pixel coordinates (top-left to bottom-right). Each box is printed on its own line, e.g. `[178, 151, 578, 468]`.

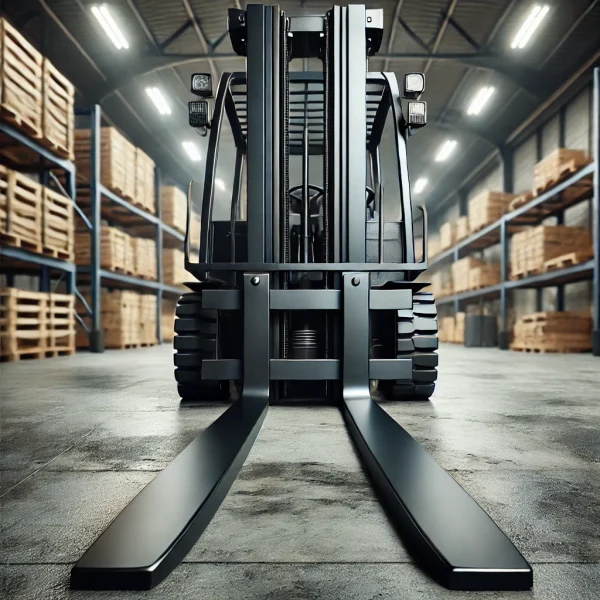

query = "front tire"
[380, 291, 438, 401]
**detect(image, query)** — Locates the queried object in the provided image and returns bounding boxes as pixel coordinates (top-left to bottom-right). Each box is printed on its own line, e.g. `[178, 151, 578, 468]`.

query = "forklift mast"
[71, 5, 533, 594]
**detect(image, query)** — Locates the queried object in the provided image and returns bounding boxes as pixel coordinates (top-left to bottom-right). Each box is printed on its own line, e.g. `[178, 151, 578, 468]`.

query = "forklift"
[71, 4, 533, 592]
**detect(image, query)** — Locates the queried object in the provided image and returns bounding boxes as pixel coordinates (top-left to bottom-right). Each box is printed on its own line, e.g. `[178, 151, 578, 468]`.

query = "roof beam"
[423, 0, 458, 74]
[180, 0, 219, 82]
[384, 0, 407, 72]
[448, 16, 480, 51]
[398, 18, 431, 53]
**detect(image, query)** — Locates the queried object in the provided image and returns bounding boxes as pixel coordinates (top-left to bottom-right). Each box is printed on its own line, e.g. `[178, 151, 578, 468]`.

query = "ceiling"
[3, 0, 600, 212]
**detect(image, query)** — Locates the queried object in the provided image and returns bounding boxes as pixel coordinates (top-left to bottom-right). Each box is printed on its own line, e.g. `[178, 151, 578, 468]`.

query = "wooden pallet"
[75, 226, 130, 273]
[132, 237, 157, 280]
[163, 248, 186, 286]
[135, 148, 156, 215]
[543, 250, 593, 272]
[508, 192, 534, 212]
[510, 344, 591, 354]
[41, 59, 74, 160]
[468, 190, 515, 234]
[0, 18, 43, 138]
[42, 186, 74, 261]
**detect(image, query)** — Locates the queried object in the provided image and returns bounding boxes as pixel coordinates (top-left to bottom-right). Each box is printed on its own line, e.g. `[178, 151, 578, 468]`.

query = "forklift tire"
[174, 293, 229, 402]
[379, 291, 438, 401]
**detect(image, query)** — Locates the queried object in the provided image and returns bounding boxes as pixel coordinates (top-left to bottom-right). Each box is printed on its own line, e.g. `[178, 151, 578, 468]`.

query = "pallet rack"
[428, 68, 599, 356]
[0, 119, 77, 296]
[75, 105, 185, 351]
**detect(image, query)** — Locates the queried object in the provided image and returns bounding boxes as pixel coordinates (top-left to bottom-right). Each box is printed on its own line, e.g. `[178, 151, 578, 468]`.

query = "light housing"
[191, 73, 213, 97]
[403, 72, 425, 99]
[511, 5, 550, 49]
[91, 4, 129, 50]
[189, 101, 211, 128]
[414, 177, 428, 194]
[435, 140, 457, 163]
[407, 101, 427, 128]
[467, 86, 495, 116]
[182, 141, 202, 162]
[145, 87, 171, 116]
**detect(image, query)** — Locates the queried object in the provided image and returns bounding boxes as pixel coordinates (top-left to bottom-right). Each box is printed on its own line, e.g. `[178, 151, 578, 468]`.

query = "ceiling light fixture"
[182, 141, 202, 162]
[215, 178, 226, 191]
[145, 87, 171, 116]
[91, 4, 129, 50]
[435, 140, 457, 163]
[511, 5, 550, 49]
[414, 177, 428, 194]
[467, 86, 495, 116]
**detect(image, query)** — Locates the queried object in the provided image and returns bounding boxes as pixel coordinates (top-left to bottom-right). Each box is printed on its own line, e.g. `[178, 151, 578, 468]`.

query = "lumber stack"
[469, 263, 501, 290]
[468, 191, 515, 233]
[0, 289, 75, 361]
[438, 317, 456, 343]
[451, 256, 485, 294]
[139, 294, 158, 346]
[439, 222, 455, 251]
[76, 288, 159, 349]
[511, 311, 592, 353]
[533, 148, 589, 195]
[429, 270, 453, 299]
[135, 148, 156, 214]
[132, 237, 157, 280]
[162, 298, 177, 342]
[454, 312, 466, 344]
[455, 216, 469, 242]
[163, 248, 186, 286]
[0, 18, 43, 138]
[41, 59, 75, 159]
[162, 186, 187, 234]
[75, 127, 136, 201]
[510, 225, 592, 280]
[0, 169, 42, 252]
[75, 225, 130, 273]
[42, 187, 74, 260]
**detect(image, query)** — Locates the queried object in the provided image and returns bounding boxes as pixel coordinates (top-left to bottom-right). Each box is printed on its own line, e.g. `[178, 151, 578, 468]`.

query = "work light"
[191, 73, 213, 97]
[407, 101, 427, 127]
[189, 101, 211, 129]
[403, 72, 425, 98]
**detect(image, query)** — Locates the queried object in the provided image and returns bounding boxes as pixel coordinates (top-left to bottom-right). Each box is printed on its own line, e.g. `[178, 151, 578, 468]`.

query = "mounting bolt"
[352, 276, 360, 286]
[251, 276, 260, 286]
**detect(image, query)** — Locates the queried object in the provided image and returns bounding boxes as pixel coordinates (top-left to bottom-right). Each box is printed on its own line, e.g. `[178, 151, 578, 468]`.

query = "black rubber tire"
[380, 291, 439, 401]
[173, 293, 228, 402]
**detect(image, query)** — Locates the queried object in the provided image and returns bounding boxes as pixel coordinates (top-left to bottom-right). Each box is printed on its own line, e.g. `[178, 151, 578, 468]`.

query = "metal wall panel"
[512, 136, 537, 194]
[565, 87, 591, 153]
[541, 114, 560, 157]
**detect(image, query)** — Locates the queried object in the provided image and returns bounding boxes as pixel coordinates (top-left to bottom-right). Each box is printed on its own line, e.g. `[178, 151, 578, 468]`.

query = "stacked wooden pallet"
[0, 18, 75, 159]
[511, 311, 592, 353]
[0, 289, 75, 361]
[429, 270, 453, 299]
[163, 248, 186, 286]
[42, 187, 74, 260]
[468, 191, 515, 233]
[135, 148, 156, 214]
[533, 148, 589, 196]
[510, 225, 592, 280]
[41, 59, 75, 159]
[454, 312, 466, 344]
[162, 186, 187, 234]
[455, 216, 469, 242]
[0, 168, 42, 252]
[76, 288, 158, 349]
[132, 237, 157, 280]
[439, 222, 455, 251]
[0, 19, 43, 138]
[438, 317, 456, 343]
[75, 226, 130, 273]
[162, 298, 177, 342]
[75, 127, 136, 201]
[469, 263, 501, 290]
[452, 256, 484, 294]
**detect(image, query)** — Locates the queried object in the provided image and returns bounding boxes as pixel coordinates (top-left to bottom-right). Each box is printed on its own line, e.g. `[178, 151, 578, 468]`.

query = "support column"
[156, 167, 163, 344]
[592, 67, 600, 356]
[499, 147, 513, 350]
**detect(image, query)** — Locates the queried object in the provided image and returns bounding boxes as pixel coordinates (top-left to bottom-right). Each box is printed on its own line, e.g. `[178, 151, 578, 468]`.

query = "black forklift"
[71, 4, 533, 592]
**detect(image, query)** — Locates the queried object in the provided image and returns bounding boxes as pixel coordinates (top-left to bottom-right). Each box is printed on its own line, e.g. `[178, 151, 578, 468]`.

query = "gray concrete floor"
[1, 344, 599, 599]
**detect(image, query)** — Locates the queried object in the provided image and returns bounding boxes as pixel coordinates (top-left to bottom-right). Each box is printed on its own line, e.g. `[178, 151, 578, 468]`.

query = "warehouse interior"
[1, 1, 599, 599]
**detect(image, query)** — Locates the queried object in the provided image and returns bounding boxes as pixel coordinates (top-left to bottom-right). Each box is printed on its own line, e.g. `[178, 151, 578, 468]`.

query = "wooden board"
[533, 148, 589, 196]
[543, 250, 593, 272]
[42, 186, 74, 260]
[162, 186, 187, 234]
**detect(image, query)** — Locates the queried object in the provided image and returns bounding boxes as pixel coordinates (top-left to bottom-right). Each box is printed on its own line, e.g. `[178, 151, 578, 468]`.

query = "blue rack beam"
[0, 246, 76, 273]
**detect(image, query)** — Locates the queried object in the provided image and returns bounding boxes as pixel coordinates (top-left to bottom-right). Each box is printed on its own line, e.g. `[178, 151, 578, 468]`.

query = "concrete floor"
[1, 344, 599, 599]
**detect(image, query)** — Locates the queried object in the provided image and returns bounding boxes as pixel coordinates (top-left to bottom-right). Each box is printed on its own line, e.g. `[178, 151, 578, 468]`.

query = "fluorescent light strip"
[511, 5, 549, 49]
[435, 140, 457, 163]
[467, 86, 495, 116]
[91, 4, 129, 50]
[146, 87, 171, 116]
[414, 177, 428, 194]
[182, 141, 202, 162]
[215, 178, 226, 191]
